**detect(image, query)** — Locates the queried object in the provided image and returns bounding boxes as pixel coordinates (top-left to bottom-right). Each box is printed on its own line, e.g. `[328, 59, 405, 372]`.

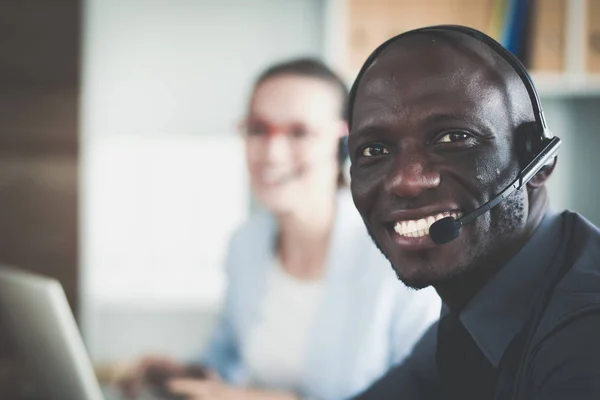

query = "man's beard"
[361, 192, 527, 290]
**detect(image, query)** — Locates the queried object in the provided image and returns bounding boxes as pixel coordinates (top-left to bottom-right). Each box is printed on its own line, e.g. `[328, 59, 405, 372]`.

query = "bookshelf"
[324, 0, 600, 98]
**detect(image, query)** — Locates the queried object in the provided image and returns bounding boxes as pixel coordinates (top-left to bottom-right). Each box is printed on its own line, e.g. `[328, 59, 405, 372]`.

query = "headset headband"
[347, 25, 551, 139]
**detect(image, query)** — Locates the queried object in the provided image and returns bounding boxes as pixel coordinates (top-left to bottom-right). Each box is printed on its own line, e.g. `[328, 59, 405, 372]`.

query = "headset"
[347, 25, 562, 244]
[338, 135, 349, 165]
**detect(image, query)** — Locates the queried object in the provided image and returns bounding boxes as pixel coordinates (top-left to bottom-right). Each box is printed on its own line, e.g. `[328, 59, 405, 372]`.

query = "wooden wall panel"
[0, 88, 79, 154]
[0, 0, 80, 396]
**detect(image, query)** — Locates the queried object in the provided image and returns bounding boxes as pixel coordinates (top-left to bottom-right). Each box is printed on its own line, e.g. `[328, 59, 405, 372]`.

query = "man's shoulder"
[567, 210, 600, 247]
[564, 210, 600, 251]
[555, 211, 600, 292]
[526, 211, 600, 375]
[525, 310, 600, 398]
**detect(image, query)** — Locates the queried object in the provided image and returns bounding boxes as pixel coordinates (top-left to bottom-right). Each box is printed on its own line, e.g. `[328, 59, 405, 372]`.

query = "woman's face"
[243, 75, 346, 214]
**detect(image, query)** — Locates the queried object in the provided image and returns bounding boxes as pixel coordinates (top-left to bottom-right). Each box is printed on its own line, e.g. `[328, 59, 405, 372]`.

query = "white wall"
[540, 98, 574, 213]
[562, 98, 600, 225]
[542, 96, 600, 226]
[80, 0, 326, 361]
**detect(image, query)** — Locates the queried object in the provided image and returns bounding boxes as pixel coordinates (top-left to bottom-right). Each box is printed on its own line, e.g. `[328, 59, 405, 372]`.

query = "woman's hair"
[252, 58, 349, 185]
[254, 58, 349, 122]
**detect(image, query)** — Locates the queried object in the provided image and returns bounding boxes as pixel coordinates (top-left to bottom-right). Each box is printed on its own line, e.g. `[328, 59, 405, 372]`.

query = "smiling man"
[348, 26, 600, 400]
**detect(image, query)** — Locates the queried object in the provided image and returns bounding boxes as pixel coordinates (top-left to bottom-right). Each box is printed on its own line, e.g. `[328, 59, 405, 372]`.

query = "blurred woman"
[120, 58, 440, 400]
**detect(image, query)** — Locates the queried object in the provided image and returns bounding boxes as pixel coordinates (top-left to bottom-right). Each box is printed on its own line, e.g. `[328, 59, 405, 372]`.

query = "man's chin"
[391, 266, 454, 290]
[365, 225, 463, 289]
[393, 271, 434, 290]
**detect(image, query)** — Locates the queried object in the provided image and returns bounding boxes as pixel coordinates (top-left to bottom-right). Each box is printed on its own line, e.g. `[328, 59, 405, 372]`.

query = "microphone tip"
[429, 216, 462, 245]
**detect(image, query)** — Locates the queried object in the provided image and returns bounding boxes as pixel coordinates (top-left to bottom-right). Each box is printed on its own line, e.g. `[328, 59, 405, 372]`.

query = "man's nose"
[384, 150, 441, 198]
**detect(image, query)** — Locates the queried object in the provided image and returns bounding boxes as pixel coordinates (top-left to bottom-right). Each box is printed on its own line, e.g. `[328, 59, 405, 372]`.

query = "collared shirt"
[452, 209, 563, 368]
[354, 210, 600, 400]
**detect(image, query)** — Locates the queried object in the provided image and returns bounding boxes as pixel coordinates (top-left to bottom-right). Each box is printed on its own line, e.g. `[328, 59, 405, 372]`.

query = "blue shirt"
[355, 210, 600, 400]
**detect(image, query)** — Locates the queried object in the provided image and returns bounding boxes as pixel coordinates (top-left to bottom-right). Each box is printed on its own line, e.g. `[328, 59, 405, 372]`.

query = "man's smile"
[376, 205, 463, 251]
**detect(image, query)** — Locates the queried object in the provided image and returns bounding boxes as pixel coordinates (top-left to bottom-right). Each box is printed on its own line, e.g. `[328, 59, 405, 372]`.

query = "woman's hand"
[167, 379, 299, 400]
[118, 355, 185, 398]
[116, 355, 212, 399]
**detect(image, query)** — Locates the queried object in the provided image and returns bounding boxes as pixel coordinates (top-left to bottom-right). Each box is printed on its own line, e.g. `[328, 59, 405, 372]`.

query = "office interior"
[0, 0, 599, 396]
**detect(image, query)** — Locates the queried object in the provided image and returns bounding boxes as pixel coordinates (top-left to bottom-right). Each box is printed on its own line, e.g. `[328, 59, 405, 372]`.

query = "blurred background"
[0, 0, 599, 395]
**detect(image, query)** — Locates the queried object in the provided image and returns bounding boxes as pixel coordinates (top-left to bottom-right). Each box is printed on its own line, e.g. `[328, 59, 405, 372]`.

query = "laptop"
[0, 265, 106, 399]
[0, 266, 183, 400]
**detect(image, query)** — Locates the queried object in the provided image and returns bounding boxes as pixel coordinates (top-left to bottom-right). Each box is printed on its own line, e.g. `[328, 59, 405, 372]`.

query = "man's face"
[349, 39, 528, 289]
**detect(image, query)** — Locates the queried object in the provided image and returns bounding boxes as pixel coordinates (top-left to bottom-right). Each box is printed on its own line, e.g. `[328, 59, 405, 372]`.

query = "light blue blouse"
[201, 190, 441, 399]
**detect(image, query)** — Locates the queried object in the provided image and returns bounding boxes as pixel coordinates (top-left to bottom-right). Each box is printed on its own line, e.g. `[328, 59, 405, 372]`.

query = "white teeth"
[407, 220, 417, 234]
[426, 215, 436, 228]
[393, 211, 462, 238]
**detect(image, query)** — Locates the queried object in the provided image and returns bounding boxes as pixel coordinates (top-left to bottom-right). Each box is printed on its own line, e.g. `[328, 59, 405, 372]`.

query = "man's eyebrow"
[350, 122, 393, 139]
[350, 110, 496, 139]
[421, 111, 492, 131]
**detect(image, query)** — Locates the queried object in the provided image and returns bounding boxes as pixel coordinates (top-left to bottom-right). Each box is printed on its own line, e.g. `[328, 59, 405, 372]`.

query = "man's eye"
[361, 144, 390, 157]
[436, 131, 472, 144]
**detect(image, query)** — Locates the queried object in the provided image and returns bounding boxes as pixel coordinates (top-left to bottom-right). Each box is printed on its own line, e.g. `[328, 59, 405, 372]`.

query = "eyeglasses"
[238, 118, 322, 146]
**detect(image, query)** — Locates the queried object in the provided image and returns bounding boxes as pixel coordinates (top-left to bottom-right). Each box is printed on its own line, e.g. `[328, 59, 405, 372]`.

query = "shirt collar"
[444, 209, 564, 367]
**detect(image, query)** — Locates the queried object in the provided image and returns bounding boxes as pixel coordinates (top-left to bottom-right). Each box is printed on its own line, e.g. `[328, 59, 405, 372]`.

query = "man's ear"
[527, 157, 557, 188]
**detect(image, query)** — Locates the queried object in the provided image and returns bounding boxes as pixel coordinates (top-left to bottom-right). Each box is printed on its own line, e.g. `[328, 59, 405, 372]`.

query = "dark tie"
[436, 312, 498, 400]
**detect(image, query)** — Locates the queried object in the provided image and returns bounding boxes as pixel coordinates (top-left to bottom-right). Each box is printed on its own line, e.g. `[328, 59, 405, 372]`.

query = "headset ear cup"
[336, 136, 350, 185]
[338, 136, 349, 165]
[515, 122, 543, 167]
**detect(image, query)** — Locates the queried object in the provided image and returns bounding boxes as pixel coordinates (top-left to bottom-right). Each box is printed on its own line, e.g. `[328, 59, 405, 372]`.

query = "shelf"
[327, 0, 600, 100]
[342, 73, 600, 99]
[532, 73, 600, 98]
